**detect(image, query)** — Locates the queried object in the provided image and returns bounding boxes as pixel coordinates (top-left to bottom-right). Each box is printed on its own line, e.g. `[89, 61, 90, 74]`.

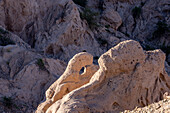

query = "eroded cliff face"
[36, 40, 170, 113]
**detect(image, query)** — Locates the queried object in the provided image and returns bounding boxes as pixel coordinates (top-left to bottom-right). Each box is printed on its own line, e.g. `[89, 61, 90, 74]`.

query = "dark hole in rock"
[79, 67, 85, 75]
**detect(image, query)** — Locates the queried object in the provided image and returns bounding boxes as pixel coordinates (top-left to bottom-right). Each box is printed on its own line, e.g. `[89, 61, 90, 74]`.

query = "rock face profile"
[36, 40, 170, 113]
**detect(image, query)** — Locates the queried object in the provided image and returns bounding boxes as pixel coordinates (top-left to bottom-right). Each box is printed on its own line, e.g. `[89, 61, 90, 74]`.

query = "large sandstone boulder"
[36, 40, 170, 113]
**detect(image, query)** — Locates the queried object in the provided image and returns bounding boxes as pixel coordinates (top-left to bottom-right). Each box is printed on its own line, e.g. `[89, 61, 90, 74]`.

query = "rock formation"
[0, 0, 169, 112]
[36, 40, 170, 113]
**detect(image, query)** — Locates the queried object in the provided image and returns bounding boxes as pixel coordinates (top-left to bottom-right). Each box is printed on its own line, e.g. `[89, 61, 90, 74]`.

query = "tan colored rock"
[36, 52, 99, 113]
[37, 40, 170, 113]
